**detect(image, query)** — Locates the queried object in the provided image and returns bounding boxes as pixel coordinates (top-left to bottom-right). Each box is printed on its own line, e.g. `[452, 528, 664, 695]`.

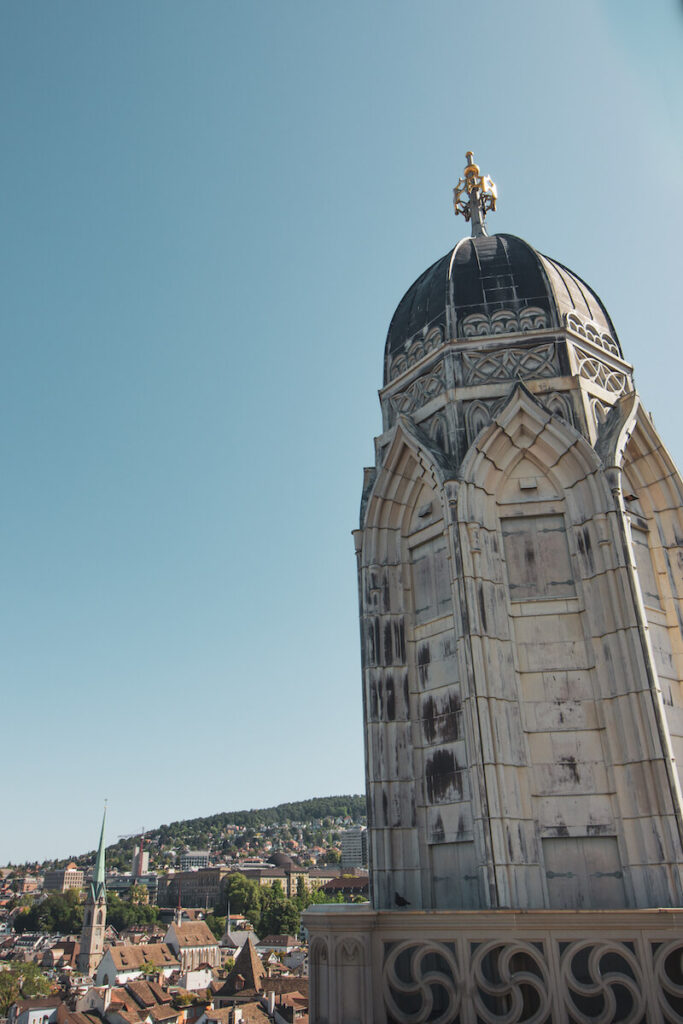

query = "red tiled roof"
[107, 944, 179, 971]
[169, 923, 217, 948]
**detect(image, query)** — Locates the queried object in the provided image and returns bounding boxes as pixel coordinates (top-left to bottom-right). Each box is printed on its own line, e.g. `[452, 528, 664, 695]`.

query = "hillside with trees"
[31, 794, 366, 872]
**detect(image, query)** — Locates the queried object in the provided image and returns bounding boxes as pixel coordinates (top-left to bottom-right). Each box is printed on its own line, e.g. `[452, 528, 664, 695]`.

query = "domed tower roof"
[384, 232, 620, 385]
[384, 152, 620, 386]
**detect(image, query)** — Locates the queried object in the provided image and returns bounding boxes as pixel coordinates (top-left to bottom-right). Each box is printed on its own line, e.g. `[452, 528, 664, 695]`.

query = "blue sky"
[1, 1, 682, 864]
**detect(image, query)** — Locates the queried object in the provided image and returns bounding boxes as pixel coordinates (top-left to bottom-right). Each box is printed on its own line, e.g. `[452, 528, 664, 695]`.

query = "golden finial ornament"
[453, 150, 497, 237]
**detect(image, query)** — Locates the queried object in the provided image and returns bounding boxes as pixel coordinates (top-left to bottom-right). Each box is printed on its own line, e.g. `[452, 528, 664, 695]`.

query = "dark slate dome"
[384, 233, 620, 384]
[268, 852, 300, 869]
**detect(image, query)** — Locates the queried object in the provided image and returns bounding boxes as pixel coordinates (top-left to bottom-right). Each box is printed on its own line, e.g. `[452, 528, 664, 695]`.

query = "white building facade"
[341, 826, 368, 870]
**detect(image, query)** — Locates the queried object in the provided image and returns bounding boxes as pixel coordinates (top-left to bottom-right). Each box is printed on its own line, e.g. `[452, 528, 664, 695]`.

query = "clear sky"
[1, 1, 682, 865]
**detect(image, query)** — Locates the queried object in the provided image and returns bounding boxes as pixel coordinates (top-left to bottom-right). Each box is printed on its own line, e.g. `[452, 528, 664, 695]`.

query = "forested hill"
[35, 795, 367, 871]
[158, 795, 367, 835]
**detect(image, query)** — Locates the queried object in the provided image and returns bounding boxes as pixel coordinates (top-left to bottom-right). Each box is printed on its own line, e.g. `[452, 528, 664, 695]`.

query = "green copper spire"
[91, 803, 107, 903]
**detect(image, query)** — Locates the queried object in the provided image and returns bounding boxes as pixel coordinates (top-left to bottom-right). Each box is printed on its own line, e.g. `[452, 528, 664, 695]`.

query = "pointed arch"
[454, 383, 683, 909]
[359, 416, 457, 913]
[363, 416, 451, 533]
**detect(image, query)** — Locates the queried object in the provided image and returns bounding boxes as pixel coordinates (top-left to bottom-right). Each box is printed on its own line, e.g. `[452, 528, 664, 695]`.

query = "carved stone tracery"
[460, 305, 549, 338]
[464, 397, 508, 446]
[384, 940, 461, 1024]
[472, 940, 552, 1024]
[390, 328, 444, 381]
[378, 933, 683, 1023]
[462, 343, 557, 385]
[564, 310, 620, 356]
[575, 346, 629, 396]
[390, 361, 446, 415]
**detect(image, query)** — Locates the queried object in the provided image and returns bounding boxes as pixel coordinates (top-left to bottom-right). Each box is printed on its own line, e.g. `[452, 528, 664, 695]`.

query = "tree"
[309, 887, 345, 907]
[106, 890, 159, 931]
[13, 890, 83, 934]
[0, 963, 52, 1014]
[128, 884, 149, 906]
[204, 914, 226, 941]
[223, 874, 261, 917]
[256, 884, 301, 937]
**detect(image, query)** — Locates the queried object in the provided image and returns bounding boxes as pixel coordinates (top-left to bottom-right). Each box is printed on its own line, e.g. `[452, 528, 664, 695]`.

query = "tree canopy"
[13, 890, 82, 934]
[0, 963, 52, 1014]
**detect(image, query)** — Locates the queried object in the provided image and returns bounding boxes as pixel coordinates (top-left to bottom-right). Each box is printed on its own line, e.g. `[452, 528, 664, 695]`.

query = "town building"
[163, 919, 221, 971]
[93, 943, 179, 986]
[340, 826, 367, 869]
[256, 935, 299, 956]
[43, 864, 84, 893]
[304, 153, 683, 1020]
[7, 999, 61, 1024]
[179, 851, 210, 871]
[158, 868, 228, 909]
[320, 874, 368, 900]
[213, 936, 265, 1008]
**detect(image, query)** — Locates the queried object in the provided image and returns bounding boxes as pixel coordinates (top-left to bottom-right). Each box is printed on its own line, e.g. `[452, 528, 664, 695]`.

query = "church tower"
[77, 807, 107, 976]
[304, 155, 683, 1022]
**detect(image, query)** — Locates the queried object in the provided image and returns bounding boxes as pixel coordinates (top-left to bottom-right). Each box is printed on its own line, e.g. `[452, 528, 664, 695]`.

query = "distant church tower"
[77, 807, 107, 976]
[305, 154, 683, 1022]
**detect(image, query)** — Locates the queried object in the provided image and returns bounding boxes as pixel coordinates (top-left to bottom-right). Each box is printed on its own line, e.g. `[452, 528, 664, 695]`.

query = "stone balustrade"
[303, 903, 683, 1023]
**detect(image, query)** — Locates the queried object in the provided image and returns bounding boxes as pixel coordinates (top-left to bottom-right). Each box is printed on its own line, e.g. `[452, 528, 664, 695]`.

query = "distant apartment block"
[180, 850, 210, 870]
[44, 863, 84, 892]
[341, 826, 367, 869]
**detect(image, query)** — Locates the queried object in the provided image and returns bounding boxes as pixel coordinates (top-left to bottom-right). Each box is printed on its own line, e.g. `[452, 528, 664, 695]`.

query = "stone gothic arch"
[455, 384, 683, 909]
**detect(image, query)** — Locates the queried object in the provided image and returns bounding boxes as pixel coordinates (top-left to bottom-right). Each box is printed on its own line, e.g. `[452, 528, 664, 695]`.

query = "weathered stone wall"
[359, 382, 683, 912]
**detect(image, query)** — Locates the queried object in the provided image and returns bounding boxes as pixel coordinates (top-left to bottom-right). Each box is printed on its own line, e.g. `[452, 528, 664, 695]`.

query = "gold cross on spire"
[453, 151, 498, 237]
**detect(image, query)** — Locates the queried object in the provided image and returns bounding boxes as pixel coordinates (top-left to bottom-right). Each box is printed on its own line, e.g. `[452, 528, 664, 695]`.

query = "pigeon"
[394, 891, 411, 907]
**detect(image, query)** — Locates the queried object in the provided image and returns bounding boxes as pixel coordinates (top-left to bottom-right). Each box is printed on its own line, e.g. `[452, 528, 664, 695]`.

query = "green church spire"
[91, 803, 107, 902]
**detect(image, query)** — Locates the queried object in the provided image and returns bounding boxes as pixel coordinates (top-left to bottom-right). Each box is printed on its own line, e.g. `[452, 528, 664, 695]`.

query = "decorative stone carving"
[376, 925, 683, 1024]
[565, 310, 620, 356]
[384, 940, 461, 1024]
[472, 940, 552, 1023]
[462, 343, 557, 385]
[590, 396, 612, 427]
[389, 327, 443, 381]
[543, 391, 574, 427]
[339, 937, 362, 962]
[560, 940, 646, 1023]
[427, 412, 450, 453]
[653, 939, 683, 1021]
[464, 397, 507, 446]
[460, 305, 549, 338]
[575, 347, 629, 395]
[391, 361, 446, 415]
[309, 936, 328, 964]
